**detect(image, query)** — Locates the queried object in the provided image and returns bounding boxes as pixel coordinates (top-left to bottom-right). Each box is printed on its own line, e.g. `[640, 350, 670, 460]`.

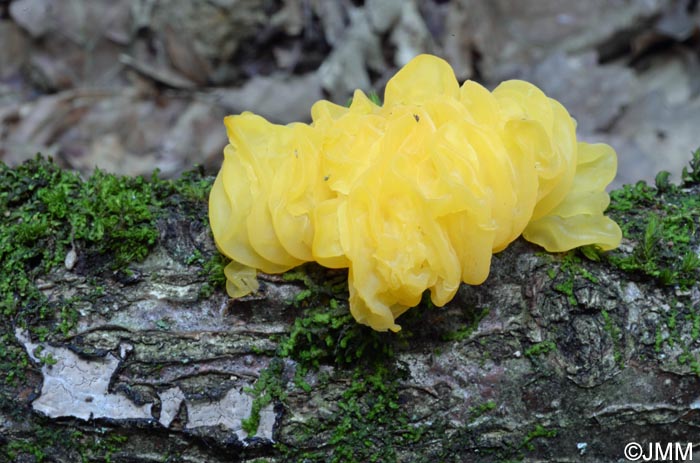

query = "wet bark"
[2, 176, 700, 463]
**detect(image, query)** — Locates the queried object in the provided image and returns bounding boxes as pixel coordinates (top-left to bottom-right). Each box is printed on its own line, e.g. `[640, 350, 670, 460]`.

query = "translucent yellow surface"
[209, 54, 622, 332]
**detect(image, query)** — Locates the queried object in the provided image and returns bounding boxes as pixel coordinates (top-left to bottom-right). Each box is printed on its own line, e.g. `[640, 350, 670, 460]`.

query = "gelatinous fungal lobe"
[209, 54, 622, 332]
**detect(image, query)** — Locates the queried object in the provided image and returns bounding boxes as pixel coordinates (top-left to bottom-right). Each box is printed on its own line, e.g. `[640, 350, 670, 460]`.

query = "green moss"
[681, 147, 700, 185]
[554, 277, 576, 306]
[689, 311, 700, 341]
[276, 361, 427, 463]
[677, 348, 700, 375]
[601, 310, 624, 367]
[0, 156, 215, 460]
[0, 157, 161, 326]
[0, 157, 159, 387]
[0, 156, 215, 355]
[547, 252, 598, 306]
[469, 400, 497, 419]
[607, 151, 700, 289]
[608, 181, 656, 214]
[242, 358, 287, 436]
[346, 90, 382, 107]
[648, 297, 700, 375]
[1, 422, 128, 463]
[281, 353, 412, 461]
[10, 150, 700, 459]
[524, 340, 557, 359]
[240, 264, 393, 445]
[667, 309, 678, 345]
[273, 265, 386, 369]
[198, 252, 229, 298]
[654, 326, 665, 353]
[520, 424, 557, 452]
[243, 263, 512, 462]
[236, 266, 438, 462]
[165, 165, 213, 205]
[246, 261, 556, 462]
[611, 210, 698, 286]
[441, 306, 490, 342]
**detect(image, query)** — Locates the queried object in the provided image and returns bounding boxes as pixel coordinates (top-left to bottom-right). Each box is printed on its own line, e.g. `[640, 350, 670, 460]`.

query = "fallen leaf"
[523, 51, 635, 133]
[213, 72, 323, 124]
[0, 21, 29, 79]
[9, 0, 51, 39]
[119, 53, 197, 89]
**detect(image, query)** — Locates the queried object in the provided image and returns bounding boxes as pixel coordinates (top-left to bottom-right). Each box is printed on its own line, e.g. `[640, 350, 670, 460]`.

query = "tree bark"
[2, 160, 700, 463]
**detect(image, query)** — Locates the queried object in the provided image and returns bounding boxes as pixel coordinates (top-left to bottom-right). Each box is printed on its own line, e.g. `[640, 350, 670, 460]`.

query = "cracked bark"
[2, 182, 700, 463]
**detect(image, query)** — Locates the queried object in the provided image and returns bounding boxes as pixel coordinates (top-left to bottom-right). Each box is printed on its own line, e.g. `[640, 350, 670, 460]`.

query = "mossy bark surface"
[2, 156, 700, 462]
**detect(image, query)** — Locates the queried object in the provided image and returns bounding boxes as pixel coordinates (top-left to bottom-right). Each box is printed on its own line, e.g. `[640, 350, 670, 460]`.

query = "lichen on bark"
[2, 153, 700, 462]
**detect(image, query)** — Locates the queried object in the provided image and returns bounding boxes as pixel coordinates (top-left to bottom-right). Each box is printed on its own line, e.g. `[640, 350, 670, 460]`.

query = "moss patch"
[606, 148, 700, 288]
[1, 417, 129, 463]
[0, 156, 214, 461]
[524, 340, 557, 359]
[546, 251, 600, 306]
[6, 149, 700, 461]
[604, 147, 700, 373]
[242, 264, 525, 462]
[1, 157, 153, 388]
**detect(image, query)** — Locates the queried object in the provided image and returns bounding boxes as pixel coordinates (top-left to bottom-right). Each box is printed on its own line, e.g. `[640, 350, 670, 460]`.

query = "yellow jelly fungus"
[209, 54, 622, 332]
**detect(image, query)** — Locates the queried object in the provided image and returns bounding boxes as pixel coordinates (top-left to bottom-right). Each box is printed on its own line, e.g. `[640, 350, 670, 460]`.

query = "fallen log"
[2, 155, 700, 462]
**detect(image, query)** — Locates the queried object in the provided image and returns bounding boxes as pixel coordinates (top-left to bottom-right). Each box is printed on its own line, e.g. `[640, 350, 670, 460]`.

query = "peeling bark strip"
[14, 329, 275, 439]
[2, 156, 700, 462]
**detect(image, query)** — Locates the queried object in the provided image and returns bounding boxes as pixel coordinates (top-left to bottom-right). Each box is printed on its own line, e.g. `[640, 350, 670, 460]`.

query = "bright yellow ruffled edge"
[209, 54, 622, 332]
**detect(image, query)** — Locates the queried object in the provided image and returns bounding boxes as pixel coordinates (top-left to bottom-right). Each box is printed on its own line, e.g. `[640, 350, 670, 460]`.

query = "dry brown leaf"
[9, 0, 51, 38]
[271, 0, 305, 36]
[451, 0, 666, 81]
[442, 1, 473, 81]
[311, 0, 346, 46]
[0, 21, 29, 79]
[366, 0, 403, 33]
[655, 0, 698, 40]
[119, 53, 197, 90]
[163, 25, 211, 85]
[57, 92, 183, 176]
[149, 0, 268, 85]
[389, 0, 435, 66]
[214, 72, 322, 124]
[523, 51, 636, 133]
[2, 91, 91, 166]
[163, 100, 227, 169]
[603, 94, 700, 187]
[1, 0, 696, 190]
[29, 52, 78, 91]
[317, 7, 385, 102]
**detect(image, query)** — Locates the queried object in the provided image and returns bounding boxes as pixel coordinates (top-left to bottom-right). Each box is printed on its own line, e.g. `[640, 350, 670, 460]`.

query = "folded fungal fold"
[209, 54, 622, 332]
